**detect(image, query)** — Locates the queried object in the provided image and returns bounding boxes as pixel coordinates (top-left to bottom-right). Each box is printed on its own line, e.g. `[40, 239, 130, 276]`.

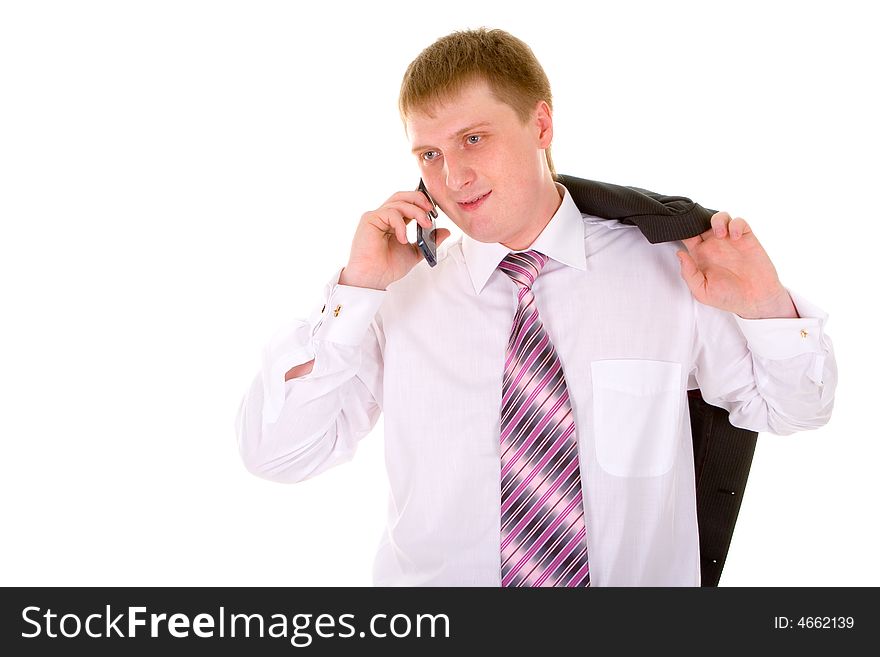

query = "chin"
[458, 221, 499, 244]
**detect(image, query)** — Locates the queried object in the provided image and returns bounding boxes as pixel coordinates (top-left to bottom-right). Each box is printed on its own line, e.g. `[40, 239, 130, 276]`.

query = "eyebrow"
[411, 122, 492, 154]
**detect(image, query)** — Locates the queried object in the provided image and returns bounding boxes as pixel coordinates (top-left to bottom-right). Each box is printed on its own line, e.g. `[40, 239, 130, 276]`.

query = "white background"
[1, 0, 876, 586]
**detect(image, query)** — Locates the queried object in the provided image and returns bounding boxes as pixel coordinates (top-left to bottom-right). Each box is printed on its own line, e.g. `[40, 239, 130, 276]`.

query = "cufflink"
[800, 329, 809, 339]
[333, 304, 343, 317]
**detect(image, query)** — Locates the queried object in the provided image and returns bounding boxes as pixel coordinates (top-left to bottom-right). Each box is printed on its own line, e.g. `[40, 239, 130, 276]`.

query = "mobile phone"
[416, 178, 438, 267]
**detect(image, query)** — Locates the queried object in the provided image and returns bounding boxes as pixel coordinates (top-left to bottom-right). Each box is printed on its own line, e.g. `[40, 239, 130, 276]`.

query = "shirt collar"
[461, 181, 587, 295]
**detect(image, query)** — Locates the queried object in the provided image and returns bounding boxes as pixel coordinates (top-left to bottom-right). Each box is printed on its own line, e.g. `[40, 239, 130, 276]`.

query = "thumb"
[434, 228, 453, 246]
[676, 250, 705, 298]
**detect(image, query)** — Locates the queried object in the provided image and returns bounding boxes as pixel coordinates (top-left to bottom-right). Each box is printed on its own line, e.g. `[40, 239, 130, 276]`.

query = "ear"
[534, 100, 553, 149]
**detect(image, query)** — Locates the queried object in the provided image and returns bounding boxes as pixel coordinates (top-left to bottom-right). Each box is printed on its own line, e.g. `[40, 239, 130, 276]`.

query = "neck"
[502, 179, 564, 251]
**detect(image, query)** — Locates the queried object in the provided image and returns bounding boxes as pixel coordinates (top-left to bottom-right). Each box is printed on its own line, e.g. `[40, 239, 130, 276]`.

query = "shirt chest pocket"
[590, 359, 683, 478]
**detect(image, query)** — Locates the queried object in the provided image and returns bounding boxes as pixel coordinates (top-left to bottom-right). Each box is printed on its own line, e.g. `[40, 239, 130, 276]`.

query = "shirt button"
[800, 329, 809, 338]
[333, 304, 343, 317]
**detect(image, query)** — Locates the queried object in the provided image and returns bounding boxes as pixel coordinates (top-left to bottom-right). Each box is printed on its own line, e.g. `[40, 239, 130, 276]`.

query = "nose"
[442, 153, 475, 192]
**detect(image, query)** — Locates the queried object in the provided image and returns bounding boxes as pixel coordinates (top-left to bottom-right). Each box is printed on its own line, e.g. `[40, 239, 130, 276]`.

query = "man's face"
[406, 78, 558, 250]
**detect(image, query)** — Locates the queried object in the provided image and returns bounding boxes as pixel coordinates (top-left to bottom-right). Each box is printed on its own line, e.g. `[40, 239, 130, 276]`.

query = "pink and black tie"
[498, 250, 591, 587]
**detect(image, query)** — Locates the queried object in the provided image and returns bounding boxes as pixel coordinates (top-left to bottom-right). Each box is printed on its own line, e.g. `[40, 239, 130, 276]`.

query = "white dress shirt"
[235, 182, 837, 586]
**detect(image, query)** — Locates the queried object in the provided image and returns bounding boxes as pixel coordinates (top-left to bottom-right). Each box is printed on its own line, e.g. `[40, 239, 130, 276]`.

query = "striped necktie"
[498, 250, 591, 587]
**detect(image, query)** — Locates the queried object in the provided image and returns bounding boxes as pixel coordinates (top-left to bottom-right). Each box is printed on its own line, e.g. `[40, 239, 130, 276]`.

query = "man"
[235, 28, 836, 586]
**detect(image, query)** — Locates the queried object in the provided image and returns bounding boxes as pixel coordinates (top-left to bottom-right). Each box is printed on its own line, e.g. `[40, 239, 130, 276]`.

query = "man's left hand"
[676, 211, 799, 319]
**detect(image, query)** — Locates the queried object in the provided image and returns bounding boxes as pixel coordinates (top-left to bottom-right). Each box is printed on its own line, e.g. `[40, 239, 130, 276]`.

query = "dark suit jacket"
[556, 173, 758, 587]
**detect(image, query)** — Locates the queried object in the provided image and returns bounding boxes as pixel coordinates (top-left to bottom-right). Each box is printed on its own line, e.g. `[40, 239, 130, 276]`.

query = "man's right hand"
[338, 190, 452, 290]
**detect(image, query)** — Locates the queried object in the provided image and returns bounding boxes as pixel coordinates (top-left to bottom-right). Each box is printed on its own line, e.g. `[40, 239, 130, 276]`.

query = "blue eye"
[422, 150, 439, 162]
[467, 135, 481, 144]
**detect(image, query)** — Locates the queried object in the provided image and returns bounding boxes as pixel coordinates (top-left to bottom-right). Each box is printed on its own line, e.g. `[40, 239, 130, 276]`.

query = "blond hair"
[399, 28, 557, 179]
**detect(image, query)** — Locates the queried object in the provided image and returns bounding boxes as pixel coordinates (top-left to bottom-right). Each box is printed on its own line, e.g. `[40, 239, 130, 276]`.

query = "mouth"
[457, 190, 491, 211]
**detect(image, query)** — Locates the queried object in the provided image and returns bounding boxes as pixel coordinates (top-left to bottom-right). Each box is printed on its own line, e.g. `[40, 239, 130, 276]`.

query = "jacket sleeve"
[235, 266, 386, 483]
[689, 287, 837, 435]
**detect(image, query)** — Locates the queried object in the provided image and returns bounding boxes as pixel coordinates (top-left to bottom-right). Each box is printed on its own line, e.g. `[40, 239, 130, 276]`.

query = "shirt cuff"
[311, 267, 386, 347]
[261, 319, 316, 423]
[733, 287, 829, 360]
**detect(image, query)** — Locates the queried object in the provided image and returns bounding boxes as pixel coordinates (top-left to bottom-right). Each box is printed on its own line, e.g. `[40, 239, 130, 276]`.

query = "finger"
[676, 249, 705, 300]
[381, 210, 409, 245]
[385, 191, 436, 216]
[711, 211, 731, 239]
[680, 235, 703, 252]
[435, 228, 452, 245]
[728, 216, 752, 240]
[384, 200, 435, 228]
